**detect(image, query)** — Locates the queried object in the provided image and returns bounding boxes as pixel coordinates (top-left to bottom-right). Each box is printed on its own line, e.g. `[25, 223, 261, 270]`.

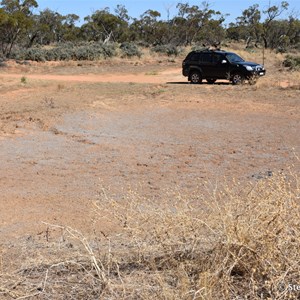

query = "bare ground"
[0, 57, 299, 281]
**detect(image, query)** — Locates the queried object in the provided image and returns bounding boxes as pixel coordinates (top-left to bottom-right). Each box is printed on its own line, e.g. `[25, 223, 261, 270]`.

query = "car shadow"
[166, 82, 190, 85]
[166, 81, 231, 85]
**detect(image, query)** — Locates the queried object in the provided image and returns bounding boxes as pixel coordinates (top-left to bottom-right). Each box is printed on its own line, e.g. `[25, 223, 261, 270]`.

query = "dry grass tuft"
[1, 172, 300, 299]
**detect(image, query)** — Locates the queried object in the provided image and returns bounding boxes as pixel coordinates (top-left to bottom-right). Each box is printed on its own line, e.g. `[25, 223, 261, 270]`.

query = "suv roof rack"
[194, 47, 225, 53]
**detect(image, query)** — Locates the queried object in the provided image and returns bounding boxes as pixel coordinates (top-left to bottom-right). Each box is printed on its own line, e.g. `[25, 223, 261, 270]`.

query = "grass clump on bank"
[1, 172, 300, 299]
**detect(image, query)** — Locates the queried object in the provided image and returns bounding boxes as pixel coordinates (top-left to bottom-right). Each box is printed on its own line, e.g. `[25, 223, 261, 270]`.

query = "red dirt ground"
[0, 60, 299, 246]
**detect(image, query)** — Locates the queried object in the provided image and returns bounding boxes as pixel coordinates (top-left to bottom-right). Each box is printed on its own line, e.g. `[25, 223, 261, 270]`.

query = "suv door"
[199, 53, 213, 77]
[209, 53, 230, 79]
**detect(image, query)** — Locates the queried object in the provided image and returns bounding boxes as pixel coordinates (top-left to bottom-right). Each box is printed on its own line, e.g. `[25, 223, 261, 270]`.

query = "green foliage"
[82, 8, 129, 43]
[120, 42, 141, 58]
[283, 55, 300, 70]
[171, 2, 226, 46]
[28, 9, 80, 46]
[0, 0, 38, 57]
[151, 44, 180, 56]
[129, 10, 165, 45]
[20, 76, 26, 83]
[11, 42, 117, 61]
[0, 1, 299, 58]
[25, 47, 46, 61]
[228, 1, 292, 49]
[1, 0, 38, 13]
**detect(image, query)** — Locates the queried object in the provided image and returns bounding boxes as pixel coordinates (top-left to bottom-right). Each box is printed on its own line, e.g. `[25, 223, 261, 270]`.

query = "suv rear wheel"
[189, 71, 202, 84]
[232, 73, 245, 85]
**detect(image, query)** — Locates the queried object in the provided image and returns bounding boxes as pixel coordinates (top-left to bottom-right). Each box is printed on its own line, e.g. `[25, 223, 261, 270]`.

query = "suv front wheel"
[189, 71, 202, 84]
[232, 73, 245, 85]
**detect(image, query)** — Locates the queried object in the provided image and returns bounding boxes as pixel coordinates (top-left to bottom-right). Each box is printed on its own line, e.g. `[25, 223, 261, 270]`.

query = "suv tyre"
[190, 71, 202, 84]
[232, 73, 245, 85]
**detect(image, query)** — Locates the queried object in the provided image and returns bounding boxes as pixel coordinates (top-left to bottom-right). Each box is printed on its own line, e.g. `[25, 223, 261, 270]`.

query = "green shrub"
[20, 76, 27, 84]
[25, 48, 46, 62]
[101, 43, 117, 58]
[11, 42, 117, 62]
[73, 46, 90, 60]
[43, 49, 57, 61]
[151, 44, 180, 56]
[10, 47, 45, 62]
[120, 42, 142, 58]
[283, 55, 300, 70]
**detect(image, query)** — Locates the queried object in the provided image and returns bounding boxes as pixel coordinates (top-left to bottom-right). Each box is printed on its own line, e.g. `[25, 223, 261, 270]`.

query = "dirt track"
[2, 69, 182, 83]
[0, 60, 300, 244]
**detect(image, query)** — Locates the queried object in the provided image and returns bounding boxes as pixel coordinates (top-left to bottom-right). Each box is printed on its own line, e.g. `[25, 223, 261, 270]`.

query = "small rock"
[251, 170, 273, 180]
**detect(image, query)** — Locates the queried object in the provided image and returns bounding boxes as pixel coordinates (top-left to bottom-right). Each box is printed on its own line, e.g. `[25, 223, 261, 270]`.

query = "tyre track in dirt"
[0, 68, 183, 84]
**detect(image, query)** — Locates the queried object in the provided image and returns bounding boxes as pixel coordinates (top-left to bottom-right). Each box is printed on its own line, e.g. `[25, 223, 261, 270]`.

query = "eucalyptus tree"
[170, 2, 225, 46]
[129, 9, 162, 45]
[228, 1, 290, 49]
[262, 1, 289, 48]
[236, 4, 262, 47]
[0, 0, 38, 57]
[27, 10, 80, 46]
[81, 7, 129, 43]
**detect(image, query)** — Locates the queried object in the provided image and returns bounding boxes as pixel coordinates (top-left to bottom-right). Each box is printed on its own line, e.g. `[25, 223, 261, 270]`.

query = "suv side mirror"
[221, 60, 227, 64]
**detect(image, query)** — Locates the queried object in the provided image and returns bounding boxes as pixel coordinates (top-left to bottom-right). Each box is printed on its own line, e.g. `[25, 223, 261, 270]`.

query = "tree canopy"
[0, 0, 299, 58]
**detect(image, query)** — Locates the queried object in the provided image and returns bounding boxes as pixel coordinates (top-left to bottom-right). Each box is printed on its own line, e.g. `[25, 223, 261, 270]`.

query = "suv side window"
[212, 53, 222, 64]
[200, 53, 212, 63]
[190, 53, 201, 61]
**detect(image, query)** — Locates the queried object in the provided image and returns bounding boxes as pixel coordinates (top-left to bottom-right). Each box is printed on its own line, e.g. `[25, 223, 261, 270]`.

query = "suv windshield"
[226, 53, 244, 63]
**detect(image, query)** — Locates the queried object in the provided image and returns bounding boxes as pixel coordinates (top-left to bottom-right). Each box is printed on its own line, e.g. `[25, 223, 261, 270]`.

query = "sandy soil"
[0, 59, 300, 247]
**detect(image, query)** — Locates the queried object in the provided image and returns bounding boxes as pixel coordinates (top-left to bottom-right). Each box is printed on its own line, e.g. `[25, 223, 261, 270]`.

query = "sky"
[35, 0, 300, 24]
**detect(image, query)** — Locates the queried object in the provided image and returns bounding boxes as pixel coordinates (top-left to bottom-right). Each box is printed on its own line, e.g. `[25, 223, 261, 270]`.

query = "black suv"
[182, 49, 266, 85]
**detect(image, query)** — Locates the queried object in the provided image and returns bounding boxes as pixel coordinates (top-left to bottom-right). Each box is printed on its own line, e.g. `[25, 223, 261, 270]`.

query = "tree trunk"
[262, 35, 268, 49]
[103, 31, 112, 44]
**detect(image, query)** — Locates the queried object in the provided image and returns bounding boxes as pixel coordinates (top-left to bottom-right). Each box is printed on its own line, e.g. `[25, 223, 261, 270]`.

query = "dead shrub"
[91, 172, 300, 299]
[1, 172, 300, 299]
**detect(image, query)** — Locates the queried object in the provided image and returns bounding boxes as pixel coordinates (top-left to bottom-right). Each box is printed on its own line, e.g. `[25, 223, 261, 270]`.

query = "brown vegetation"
[1, 172, 300, 299]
